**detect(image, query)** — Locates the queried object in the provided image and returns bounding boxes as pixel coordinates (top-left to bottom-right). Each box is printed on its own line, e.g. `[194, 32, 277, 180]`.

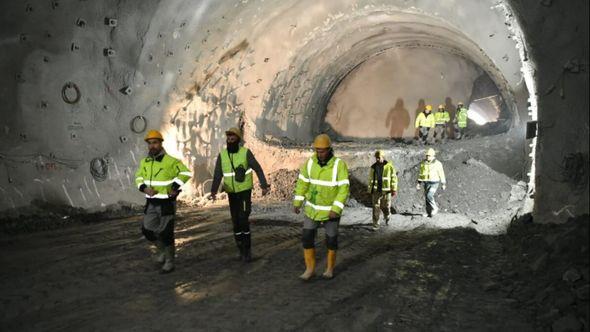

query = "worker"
[433, 104, 450, 143]
[368, 150, 398, 229]
[416, 148, 446, 218]
[134, 130, 192, 274]
[454, 102, 469, 139]
[415, 104, 435, 144]
[294, 134, 349, 280]
[210, 127, 270, 263]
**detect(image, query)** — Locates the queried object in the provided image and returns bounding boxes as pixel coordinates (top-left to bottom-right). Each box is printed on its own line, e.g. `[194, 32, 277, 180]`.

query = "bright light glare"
[467, 105, 488, 125]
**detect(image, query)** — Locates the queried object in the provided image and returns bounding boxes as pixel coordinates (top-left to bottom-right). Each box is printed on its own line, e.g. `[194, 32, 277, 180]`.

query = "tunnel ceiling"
[0, 0, 529, 212]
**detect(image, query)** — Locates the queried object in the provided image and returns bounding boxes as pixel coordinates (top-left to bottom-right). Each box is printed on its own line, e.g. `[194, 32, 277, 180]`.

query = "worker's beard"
[149, 147, 164, 157]
[227, 141, 240, 153]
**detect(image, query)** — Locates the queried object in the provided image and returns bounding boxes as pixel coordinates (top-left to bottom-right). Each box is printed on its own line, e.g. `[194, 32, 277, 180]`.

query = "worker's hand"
[293, 206, 301, 214]
[144, 187, 157, 197]
[442, 184, 446, 190]
[329, 211, 339, 220]
[416, 183, 421, 190]
[261, 187, 270, 196]
[391, 191, 397, 198]
[209, 192, 217, 201]
[168, 189, 180, 199]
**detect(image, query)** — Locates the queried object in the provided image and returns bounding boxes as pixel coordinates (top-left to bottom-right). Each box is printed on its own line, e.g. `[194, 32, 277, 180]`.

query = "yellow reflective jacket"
[415, 112, 435, 128]
[134, 153, 191, 199]
[368, 161, 398, 193]
[418, 159, 446, 184]
[434, 111, 450, 125]
[293, 154, 350, 221]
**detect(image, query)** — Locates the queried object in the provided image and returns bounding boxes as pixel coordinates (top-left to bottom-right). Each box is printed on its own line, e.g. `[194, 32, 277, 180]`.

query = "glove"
[416, 183, 421, 190]
[442, 184, 446, 190]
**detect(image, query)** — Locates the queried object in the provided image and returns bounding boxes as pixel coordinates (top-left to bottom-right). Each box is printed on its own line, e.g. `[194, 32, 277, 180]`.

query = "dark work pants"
[228, 189, 252, 251]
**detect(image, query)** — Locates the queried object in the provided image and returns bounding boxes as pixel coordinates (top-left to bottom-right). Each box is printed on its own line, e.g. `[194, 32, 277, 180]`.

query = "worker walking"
[416, 148, 446, 218]
[454, 102, 469, 139]
[294, 134, 349, 280]
[415, 104, 435, 144]
[134, 130, 192, 273]
[210, 127, 270, 262]
[368, 150, 398, 229]
[433, 104, 450, 143]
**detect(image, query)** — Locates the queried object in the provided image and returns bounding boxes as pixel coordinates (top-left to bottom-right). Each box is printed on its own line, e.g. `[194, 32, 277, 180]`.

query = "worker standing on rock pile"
[294, 134, 350, 280]
[415, 104, 435, 144]
[433, 104, 450, 143]
[454, 102, 469, 139]
[368, 150, 398, 230]
[134, 130, 192, 274]
[210, 127, 270, 262]
[416, 148, 446, 218]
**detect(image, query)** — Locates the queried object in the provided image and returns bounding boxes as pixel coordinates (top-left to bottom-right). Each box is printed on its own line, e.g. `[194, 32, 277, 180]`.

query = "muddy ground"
[1, 205, 587, 331]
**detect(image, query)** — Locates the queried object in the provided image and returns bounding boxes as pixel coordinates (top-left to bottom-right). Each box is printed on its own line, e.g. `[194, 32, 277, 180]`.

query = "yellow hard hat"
[438, 104, 445, 109]
[458, 101, 464, 106]
[375, 150, 384, 157]
[225, 127, 242, 140]
[144, 130, 164, 142]
[313, 134, 332, 148]
[425, 105, 433, 111]
[426, 148, 436, 156]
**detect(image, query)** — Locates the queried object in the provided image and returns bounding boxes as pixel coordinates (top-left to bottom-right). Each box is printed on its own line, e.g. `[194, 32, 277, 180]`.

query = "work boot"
[235, 240, 244, 261]
[299, 248, 316, 281]
[161, 245, 175, 274]
[322, 250, 336, 279]
[243, 247, 252, 263]
[154, 241, 165, 264]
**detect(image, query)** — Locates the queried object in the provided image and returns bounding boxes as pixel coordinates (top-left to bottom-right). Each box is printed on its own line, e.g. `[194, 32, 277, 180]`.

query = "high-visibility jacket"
[434, 111, 450, 125]
[418, 159, 446, 184]
[415, 112, 435, 128]
[220, 146, 253, 193]
[135, 154, 191, 199]
[293, 154, 350, 221]
[368, 161, 398, 193]
[455, 108, 469, 128]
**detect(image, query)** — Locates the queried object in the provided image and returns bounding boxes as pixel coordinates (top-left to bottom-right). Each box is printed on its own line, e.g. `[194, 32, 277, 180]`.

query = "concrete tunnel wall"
[0, 0, 587, 223]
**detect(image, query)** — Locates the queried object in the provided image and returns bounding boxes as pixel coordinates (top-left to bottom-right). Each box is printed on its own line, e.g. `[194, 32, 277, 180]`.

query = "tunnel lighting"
[467, 105, 489, 125]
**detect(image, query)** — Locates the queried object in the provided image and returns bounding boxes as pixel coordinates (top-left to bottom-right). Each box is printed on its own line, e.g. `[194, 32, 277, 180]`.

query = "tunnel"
[0, 0, 588, 330]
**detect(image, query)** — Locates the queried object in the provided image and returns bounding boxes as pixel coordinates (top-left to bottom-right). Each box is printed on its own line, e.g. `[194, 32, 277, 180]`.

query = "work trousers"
[302, 217, 339, 250]
[371, 191, 391, 226]
[422, 181, 440, 216]
[434, 124, 448, 142]
[228, 189, 252, 250]
[142, 201, 175, 246]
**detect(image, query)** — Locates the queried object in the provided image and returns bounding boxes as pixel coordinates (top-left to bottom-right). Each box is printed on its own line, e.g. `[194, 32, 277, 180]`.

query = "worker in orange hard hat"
[210, 127, 270, 262]
[415, 104, 435, 144]
[134, 130, 192, 273]
[293, 134, 350, 280]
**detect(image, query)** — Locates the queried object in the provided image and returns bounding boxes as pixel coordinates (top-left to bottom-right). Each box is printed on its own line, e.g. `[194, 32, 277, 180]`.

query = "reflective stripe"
[173, 178, 185, 186]
[298, 174, 310, 182]
[308, 178, 349, 187]
[223, 168, 253, 178]
[332, 159, 340, 182]
[337, 179, 349, 185]
[178, 171, 192, 176]
[235, 232, 242, 235]
[243, 232, 250, 235]
[144, 180, 174, 186]
[145, 193, 170, 199]
[135, 177, 144, 181]
[294, 195, 305, 201]
[305, 201, 332, 211]
[333, 201, 344, 209]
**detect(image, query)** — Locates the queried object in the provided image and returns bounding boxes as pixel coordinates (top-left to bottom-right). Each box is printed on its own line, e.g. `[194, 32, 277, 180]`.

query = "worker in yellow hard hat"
[210, 127, 270, 262]
[134, 130, 192, 273]
[368, 150, 398, 229]
[454, 102, 470, 139]
[416, 148, 446, 217]
[415, 104, 435, 144]
[433, 104, 450, 143]
[294, 133, 349, 280]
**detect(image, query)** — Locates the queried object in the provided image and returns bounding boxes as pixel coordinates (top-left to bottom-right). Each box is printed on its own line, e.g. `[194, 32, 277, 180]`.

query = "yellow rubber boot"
[299, 248, 316, 280]
[322, 250, 336, 279]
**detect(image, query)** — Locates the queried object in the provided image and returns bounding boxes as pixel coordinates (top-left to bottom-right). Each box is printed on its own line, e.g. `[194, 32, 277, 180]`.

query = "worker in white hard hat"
[416, 148, 446, 217]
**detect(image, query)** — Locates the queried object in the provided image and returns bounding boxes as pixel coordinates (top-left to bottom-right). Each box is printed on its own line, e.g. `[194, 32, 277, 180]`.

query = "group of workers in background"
[415, 102, 470, 144]
[134, 128, 445, 280]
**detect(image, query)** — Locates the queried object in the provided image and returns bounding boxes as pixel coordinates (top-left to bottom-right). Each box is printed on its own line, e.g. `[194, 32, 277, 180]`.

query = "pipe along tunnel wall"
[0, 0, 587, 225]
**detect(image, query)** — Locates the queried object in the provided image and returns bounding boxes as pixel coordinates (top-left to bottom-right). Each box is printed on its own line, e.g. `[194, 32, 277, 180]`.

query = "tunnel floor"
[1, 207, 587, 331]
